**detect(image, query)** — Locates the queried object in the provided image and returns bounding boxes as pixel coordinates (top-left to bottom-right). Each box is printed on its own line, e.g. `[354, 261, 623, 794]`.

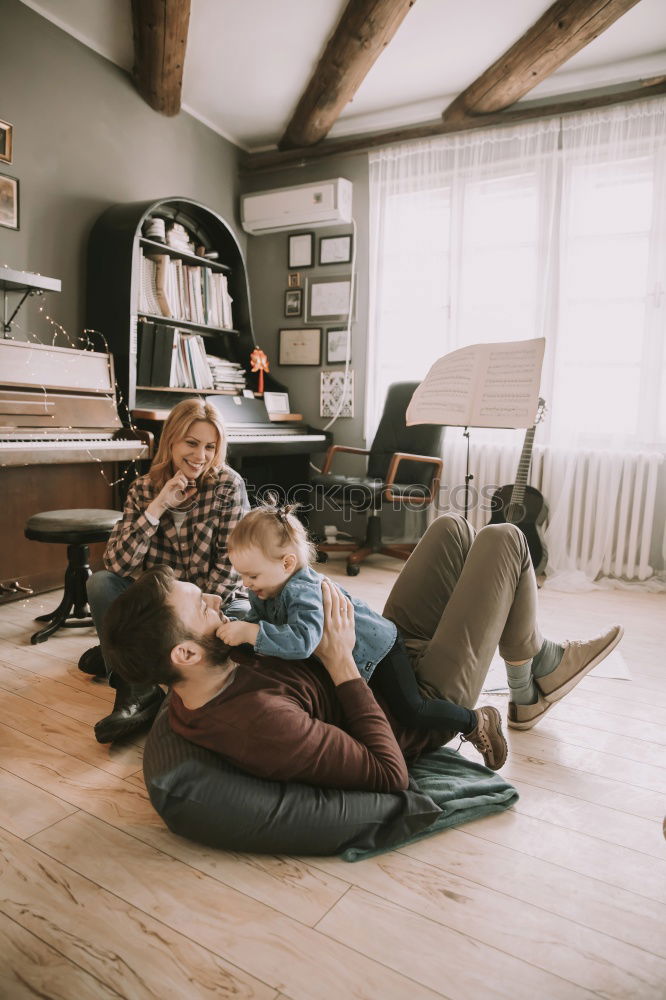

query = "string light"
[4, 306, 143, 489]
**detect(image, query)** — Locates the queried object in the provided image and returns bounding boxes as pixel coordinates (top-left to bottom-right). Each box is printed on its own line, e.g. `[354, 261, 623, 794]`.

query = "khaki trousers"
[383, 514, 543, 732]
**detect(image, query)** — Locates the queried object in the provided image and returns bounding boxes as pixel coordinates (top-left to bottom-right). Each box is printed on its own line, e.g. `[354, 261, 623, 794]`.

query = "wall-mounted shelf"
[1, 267, 62, 335]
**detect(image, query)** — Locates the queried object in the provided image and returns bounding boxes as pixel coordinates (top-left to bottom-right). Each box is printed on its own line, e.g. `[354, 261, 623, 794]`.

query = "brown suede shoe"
[536, 625, 624, 704]
[507, 693, 552, 731]
[462, 705, 508, 770]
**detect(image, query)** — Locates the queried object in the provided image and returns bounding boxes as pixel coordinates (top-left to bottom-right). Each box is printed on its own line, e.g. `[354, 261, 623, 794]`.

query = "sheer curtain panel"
[368, 98, 666, 586]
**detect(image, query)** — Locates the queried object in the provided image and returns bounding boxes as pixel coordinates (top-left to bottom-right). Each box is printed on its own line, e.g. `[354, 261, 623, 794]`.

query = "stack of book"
[206, 356, 247, 393]
[139, 252, 234, 330]
[166, 222, 194, 253]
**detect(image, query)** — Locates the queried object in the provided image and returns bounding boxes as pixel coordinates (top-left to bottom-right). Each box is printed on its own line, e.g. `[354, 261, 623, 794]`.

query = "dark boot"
[78, 644, 106, 678]
[94, 674, 165, 744]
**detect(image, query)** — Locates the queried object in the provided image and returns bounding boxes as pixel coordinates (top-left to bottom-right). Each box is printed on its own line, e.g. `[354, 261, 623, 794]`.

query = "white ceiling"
[20, 0, 666, 151]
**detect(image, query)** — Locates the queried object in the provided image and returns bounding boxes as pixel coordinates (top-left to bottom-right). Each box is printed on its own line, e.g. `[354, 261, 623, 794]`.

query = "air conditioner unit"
[241, 178, 353, 235]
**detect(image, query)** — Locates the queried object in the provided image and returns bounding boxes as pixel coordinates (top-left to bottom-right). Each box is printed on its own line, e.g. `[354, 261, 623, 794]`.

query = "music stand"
[405, 337, 546, 522]
[463, 427, 473, 520]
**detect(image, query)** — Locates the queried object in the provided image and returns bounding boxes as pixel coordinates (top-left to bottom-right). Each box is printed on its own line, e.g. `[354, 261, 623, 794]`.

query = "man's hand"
[216, 620, 260, 647]
[315, 579, 360, 686]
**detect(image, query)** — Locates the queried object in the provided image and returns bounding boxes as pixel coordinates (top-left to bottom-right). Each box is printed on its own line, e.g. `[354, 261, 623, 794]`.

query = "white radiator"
[438, 438, 663, 582]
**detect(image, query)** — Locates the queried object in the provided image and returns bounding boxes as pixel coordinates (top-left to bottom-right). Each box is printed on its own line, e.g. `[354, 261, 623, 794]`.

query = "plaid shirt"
[104, 467, 249, 606]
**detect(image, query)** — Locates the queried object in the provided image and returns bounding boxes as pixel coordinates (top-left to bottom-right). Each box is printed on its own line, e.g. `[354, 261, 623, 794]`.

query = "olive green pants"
[383, 514, 543, 736]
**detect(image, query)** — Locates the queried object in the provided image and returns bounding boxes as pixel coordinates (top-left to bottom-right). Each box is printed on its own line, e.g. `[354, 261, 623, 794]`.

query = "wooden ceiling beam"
[241, 76, 666, 173]
[442, 0, 642, 123]
[279, 0, 416, 150]
[131, 0, 191, 117]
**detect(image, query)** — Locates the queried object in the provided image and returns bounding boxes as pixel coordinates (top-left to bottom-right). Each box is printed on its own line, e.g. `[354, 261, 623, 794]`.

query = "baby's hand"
[216, 620, 258, 646]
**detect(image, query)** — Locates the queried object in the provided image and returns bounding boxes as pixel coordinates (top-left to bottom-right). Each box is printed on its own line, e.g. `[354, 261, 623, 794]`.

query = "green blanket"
[341, 747, 518, 862]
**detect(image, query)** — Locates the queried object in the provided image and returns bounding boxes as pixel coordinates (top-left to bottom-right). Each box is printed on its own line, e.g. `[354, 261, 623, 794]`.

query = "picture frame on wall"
[287, 272, 302, 288]
[278, 327, 321, 366]
[320, 369, 354, 418]
[0, 121, 13, 164]
[284, 288, 303, 317]
[0, 173, 19, 230]
[319, 234, 353, 266]
[288, 232, 314, 269]
[326, 326, 351, 364]
[308, 275, 354, 321]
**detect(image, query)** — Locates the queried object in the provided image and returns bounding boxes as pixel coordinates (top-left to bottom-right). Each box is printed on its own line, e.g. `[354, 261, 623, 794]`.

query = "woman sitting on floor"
[78, 397, 250, 744]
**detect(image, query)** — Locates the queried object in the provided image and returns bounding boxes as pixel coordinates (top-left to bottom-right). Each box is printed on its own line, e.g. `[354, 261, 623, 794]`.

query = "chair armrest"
[384, 452, 443, 505]
[321, 444, 371, 475]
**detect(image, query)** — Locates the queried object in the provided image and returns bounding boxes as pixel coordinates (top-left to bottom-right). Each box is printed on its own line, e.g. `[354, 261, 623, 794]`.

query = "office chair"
[311, 382, 444, 575]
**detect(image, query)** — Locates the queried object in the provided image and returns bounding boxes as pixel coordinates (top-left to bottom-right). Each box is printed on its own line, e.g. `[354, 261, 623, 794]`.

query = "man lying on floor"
[101, 514, 622, 792]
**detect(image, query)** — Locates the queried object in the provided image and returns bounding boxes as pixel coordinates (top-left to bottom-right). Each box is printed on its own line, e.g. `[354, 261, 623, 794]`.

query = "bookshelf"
[86, 197, 271, 413]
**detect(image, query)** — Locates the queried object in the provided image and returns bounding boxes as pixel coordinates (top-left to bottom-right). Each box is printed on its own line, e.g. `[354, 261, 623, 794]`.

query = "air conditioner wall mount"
[241, 178, 353, 235]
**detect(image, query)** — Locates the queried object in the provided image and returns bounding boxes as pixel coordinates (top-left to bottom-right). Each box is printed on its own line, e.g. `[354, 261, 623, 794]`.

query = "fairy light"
[3, 306, 144, 489]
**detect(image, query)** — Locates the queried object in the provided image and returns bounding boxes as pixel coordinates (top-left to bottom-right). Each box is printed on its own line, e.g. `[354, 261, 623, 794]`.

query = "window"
[369, 103, 666, 450]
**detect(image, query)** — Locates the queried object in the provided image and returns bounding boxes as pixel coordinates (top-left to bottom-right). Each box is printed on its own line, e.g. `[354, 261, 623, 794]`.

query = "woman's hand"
[315, 579, 360, 686]
[147, 471, 197, 519]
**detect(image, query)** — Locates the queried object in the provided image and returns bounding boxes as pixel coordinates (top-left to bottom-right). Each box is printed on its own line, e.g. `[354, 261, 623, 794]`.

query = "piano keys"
[0, 339, 149, 600]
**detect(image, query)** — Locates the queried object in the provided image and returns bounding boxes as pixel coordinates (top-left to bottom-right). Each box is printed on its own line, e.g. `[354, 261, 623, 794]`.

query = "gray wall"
[239, 158, 410, 542]
[241, 156, 381, 539]
[241, 156, 370, 453]
[0, 0, 243, 345]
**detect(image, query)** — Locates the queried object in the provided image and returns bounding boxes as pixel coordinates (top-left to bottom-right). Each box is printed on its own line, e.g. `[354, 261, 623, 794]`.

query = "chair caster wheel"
[346, 564, 360, 576]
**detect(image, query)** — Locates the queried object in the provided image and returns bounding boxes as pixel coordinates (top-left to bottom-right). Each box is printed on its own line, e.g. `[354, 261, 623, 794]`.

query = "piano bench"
[24, 509, 122, 645]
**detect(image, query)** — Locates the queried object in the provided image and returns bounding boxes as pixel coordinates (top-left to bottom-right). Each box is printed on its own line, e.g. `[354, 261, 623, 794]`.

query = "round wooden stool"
[24, 508, 122, 644]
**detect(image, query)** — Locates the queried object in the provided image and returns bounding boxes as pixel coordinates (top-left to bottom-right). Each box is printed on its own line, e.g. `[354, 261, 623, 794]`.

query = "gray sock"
[505, 659, 539, 705]
[532, 638, 565, 679]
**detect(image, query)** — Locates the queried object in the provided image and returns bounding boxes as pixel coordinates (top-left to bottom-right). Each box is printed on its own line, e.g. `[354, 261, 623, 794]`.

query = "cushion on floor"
[143, 701, 518, 857]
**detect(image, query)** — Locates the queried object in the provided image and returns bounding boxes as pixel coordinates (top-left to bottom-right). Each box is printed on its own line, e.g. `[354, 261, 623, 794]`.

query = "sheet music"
[406, 338, 545, 429]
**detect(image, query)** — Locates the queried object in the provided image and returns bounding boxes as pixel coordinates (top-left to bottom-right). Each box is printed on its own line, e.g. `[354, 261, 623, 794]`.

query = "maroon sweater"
[169, 653, 441, 793]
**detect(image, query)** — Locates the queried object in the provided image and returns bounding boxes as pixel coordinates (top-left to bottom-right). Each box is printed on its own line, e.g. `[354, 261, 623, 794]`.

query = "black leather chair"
[311, 382, 444, 575]
[24, 508, 122, 644]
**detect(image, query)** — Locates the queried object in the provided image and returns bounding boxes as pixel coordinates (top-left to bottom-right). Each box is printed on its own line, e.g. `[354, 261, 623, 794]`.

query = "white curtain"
[368, 98, 666, 586]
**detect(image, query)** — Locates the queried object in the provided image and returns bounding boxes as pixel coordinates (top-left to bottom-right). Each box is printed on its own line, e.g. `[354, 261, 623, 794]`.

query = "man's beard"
[197, 631, 233, 667]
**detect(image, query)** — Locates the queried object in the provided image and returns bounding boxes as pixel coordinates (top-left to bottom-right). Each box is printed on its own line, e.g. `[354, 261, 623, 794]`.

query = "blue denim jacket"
[245, 565, 396, 682]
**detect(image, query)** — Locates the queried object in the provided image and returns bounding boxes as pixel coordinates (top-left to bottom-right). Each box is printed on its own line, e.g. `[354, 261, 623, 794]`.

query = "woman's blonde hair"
[228, 497, 316, 568]
[148, 398, 227, 488]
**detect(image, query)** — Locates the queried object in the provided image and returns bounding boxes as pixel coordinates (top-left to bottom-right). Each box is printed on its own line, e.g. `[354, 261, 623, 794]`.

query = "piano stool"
[24, 509, 122, 644]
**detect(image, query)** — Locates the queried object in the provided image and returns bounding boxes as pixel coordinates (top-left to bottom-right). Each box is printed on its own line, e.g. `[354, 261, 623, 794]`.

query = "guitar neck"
[510, 425, 536, 504]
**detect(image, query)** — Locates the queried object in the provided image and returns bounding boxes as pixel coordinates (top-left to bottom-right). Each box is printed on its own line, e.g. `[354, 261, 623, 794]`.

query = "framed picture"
[0, 121, 13, 164]
[278, 327, 321, 366]
[326, 326, 351, 364]
[264, 391, 290, 414]
[319, 234, 353, 266]
[308, 275, 353, 321]
[288, 232, 314, 269]
[0, 173, 19, 230]
[287, 271, 301, 288]
[284, 288, 303, 317]
[320, 369, 354, 418]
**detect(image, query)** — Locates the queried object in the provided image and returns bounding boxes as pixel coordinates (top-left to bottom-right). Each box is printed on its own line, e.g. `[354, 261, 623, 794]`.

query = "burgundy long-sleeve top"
[169, 653, 440, 793]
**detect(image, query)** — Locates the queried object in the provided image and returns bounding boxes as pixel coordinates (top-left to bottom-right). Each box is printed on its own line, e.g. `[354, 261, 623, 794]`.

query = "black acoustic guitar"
[488, 398, 548, 574]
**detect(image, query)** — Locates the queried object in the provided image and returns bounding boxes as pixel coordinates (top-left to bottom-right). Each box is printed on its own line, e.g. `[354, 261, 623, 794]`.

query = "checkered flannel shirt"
[104, 467, 249, 606]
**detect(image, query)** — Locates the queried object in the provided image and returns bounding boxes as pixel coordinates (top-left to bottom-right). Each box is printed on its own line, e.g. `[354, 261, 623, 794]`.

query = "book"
[137, 320, 155, 386]
[149, 254, 174, 318]
[151, 326, 179, 386]
[406, 337, 545, 430]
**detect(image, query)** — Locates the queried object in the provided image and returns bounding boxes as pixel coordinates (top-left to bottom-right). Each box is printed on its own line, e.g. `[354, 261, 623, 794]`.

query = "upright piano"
[0, 339, 148, 600]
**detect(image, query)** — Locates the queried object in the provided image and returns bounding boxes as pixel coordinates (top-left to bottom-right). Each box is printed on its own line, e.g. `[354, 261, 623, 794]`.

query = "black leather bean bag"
[142, 703, 443, 855]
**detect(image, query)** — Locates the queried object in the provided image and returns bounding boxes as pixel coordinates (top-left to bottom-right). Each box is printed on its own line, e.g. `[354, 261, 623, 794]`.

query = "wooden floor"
[1, 556, 665, 1000]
